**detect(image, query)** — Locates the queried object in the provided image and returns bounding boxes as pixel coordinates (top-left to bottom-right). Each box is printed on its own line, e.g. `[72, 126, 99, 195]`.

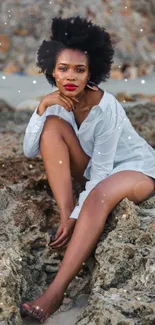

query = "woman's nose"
[67, 77, 76, 81]
[67, 74, 76, 80]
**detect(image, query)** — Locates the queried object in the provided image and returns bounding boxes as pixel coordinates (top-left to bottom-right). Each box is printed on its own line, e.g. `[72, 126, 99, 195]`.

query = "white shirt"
[23, 90, 155, 219]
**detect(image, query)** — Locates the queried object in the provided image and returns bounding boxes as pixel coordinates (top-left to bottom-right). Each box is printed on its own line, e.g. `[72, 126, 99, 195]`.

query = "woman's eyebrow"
[58, 63, 86, 67]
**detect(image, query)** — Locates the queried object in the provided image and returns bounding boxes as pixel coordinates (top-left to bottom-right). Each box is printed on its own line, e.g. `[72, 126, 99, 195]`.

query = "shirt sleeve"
[69, 101, 126, 220]
[23, 104, 47, 158]
[23, 104, 74, 158]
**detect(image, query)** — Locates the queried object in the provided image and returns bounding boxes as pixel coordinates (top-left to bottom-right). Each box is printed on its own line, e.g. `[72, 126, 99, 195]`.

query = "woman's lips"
[64, 85, 78, 91]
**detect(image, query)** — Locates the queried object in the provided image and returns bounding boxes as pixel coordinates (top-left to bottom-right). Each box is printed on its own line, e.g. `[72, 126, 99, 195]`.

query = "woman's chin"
[63, 90, 81, 97]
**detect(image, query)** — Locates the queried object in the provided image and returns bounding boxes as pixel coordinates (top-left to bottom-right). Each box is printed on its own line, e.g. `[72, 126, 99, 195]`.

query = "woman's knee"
[41, 116, 72, 137]
[40, 115, 90, 182]
[89, 171, 155, 214]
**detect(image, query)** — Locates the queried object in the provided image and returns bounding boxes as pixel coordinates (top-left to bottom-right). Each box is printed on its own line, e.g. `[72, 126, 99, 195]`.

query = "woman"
[22, 16, 155, 323]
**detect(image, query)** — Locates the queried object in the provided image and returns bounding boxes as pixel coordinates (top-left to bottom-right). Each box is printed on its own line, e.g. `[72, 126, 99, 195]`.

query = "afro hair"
[36, 16, 115, 87]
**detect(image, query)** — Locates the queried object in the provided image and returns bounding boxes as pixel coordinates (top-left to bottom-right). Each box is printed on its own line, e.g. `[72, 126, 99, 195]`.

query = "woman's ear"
[52, 70, 55, 78]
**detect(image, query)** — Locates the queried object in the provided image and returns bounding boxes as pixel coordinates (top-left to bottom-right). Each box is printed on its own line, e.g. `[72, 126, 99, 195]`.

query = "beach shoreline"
[0, 72, 154, 109]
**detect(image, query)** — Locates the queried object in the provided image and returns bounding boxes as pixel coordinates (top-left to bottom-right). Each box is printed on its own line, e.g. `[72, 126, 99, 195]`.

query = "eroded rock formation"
[0, 100, 155, 324]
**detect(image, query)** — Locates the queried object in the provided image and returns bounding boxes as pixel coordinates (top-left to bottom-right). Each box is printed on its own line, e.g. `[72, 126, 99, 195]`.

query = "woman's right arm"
[23, 90, 78, 158]
[23, 101, 47, 158]
[23, 90, 79, 158]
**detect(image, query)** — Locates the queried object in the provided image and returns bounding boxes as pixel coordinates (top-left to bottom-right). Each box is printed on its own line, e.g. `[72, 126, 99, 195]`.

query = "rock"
[110, 68, 123, 80]
[75, 294, 89, 308]
[1, 0, 155, 77]
[138, 63, 154, 77]
[0, 99, 155, 324]
[123, 102, 155, 149]
[0, 34, 11, 53]
[13, 28, 29, 37]
[3, 61, 19, 74]
[17, 99, 40, 111]
[116, 92, 135, 102]
[25, 63, 40, 75]
[75, 197, 155, 324]
[123, 66, 138, 79]
[60, 298, 74, 312]
[148, 95, 155, 102]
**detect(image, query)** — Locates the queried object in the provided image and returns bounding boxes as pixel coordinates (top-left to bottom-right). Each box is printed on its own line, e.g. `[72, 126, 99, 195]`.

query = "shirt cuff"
[69, 205, 81, 220]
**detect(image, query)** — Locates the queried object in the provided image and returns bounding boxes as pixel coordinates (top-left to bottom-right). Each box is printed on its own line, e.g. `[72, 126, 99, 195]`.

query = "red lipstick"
[64, 84, 78, 91]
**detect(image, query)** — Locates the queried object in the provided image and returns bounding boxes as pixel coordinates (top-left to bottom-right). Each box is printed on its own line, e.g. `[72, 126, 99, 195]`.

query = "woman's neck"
[74, 87, 103, 112]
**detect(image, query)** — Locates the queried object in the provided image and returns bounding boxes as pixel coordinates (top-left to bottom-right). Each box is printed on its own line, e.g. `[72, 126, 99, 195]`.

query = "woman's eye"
[59, 67, 85, 73]
[59, 67, 67, 71]
[77, 69, 85, 73]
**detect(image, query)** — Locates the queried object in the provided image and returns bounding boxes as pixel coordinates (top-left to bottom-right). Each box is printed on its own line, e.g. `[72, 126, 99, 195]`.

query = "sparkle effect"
[59, 161, 62, 164]
[2, 76, 6, 80]
[141, 79, 145, 84]
[33, 80, 37, 84]
[137, 296, 141, 300]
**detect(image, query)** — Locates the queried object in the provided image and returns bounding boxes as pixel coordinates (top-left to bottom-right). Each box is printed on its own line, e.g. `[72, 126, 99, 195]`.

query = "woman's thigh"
[42, 116, 91, 184]
[93, 170, 155, 210]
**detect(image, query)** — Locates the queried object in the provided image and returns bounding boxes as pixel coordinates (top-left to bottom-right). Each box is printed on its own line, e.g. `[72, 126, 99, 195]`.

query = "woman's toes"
[23, 303, 30, 311]
[40, 316, 46, 323]
[38, 309, 44, 319]
[35, 306, 41, 316]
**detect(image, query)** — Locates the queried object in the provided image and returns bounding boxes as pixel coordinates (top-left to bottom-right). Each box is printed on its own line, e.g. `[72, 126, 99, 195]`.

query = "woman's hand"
[49, 218, 77, 250]
[40, 90, 79, 113]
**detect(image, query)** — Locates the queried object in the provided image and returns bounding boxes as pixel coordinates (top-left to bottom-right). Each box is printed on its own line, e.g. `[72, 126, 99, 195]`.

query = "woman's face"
[52, 48, 90, 97]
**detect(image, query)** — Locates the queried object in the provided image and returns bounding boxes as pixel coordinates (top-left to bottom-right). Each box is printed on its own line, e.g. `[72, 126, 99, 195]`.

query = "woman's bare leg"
[39, 116, 90, 221]
[23, 169, 154, 322]
[22, 115, 90, 320]
[22, 116, 155, 322]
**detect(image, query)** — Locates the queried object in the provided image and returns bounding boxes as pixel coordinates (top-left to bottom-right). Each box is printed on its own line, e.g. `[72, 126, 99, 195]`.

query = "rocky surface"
[0, 99, 155, 324]
[0, 0, 155, 79]
[75, 197, 155, 325]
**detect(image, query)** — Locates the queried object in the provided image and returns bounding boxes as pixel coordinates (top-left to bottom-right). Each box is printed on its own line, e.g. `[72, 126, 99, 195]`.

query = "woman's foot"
[22, 285, 64, 323]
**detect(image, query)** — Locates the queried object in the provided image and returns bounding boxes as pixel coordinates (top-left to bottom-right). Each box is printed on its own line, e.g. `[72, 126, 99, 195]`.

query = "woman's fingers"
[50, 237, 70, 250]
[60, 94, 75, 111]
[50, 231, 67, 247]
[71, 97, 79, 103]
[59, 98, 72, 111]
